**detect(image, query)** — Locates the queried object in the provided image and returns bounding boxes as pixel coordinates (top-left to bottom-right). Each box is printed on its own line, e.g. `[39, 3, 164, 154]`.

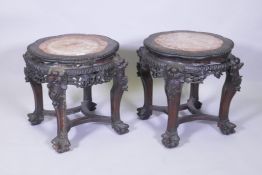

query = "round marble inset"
[39, 35, 108, 56]
[154, 32, 223, 52]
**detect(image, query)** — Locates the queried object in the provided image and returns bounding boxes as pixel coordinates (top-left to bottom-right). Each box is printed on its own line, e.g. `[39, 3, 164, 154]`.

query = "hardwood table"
[137, 31, 243, 148]
[24, 34, 129, 153]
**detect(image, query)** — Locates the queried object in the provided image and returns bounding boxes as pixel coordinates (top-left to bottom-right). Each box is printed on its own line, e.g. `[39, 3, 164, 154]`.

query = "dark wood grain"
[24, 34, 129, 153]
[137, 31, 243, 148]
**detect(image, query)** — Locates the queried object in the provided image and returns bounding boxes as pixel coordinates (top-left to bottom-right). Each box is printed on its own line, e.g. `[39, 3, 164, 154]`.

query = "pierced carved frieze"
[137, 47, 243, 84]
[24, 51, 122, 88]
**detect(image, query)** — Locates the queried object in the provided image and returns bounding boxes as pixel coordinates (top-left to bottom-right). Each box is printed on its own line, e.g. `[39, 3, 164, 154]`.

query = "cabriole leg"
[137, 49, 153, 120]
[110, 57, 129, 135]
[47, 70, 71, 153]
[218, 58, 243, 135]
[28, 80, 44, 125]
[161, 78, 182, 148]
[82, 86, 96, 111]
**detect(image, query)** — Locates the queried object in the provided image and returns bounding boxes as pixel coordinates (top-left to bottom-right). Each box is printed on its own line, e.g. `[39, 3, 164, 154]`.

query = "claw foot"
[87, 101, 97, 111]
[112, 121, 129, 135]
[27, 112, 44, 125]
[218, 120, 236, 135]
[187, 98, 202, 109]
[137, 107, 152, 120]
[82, 101, 97, 111]
[51, 135, 71, 153]
[194, 101, 202, 109]
[161, 131, 180, 148]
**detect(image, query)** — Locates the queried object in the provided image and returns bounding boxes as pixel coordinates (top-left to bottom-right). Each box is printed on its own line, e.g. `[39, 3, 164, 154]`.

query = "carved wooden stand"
[24, 34, 129, 153]
[137, 31, 243, 148]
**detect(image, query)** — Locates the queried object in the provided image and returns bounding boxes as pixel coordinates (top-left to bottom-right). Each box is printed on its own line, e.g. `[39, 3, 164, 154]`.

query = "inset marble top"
[39, 35, 108, 56]
[154, 32, 223, 52]
[144, 31, 234, 59]
[27, 34, 119, 63]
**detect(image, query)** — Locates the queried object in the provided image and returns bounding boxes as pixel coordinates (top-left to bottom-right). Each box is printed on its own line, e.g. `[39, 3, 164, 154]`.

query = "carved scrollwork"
[138, 47, 243, 84]
[166, 63, 185, 82]
[24, 43, 129, 153]
[24, 52, 48, 83]
[161, 131, 180, 148]
[24, 66, 47, 83]
[47, 68, 67, 108]
[228, 55, 243, 92]
[136, 62, 142, 77]
[138, 47, 166, 78]
[231, 73, 242, 92]
[113, 55, 128, 91]
[164, 65, 183, 99]
[24, 51, 117, 88]
[67, 67, 115, 88]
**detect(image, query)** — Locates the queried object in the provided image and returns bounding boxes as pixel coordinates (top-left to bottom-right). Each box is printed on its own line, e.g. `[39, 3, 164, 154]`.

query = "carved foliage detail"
[138, 47, 244, 84]
[228, 55, 243, 92]
[137, 47, 166, 78]
[113, 55, 128, 91]
[47, 68, 67, 108]
[24, 66, 47, 83]
[24, 51, 117, 87]
[68, 68, 114, 88]
[24, 52, 47, 83]
[164, 67, 183, 99]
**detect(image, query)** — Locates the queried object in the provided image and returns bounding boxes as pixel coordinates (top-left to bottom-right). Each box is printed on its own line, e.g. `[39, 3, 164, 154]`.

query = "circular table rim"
[143, 30, 234, 60]
[27, 34, 119, 64]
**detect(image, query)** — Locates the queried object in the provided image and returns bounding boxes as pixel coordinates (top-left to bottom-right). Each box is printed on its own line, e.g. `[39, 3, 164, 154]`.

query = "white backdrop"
[0, 0, 262, 175]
